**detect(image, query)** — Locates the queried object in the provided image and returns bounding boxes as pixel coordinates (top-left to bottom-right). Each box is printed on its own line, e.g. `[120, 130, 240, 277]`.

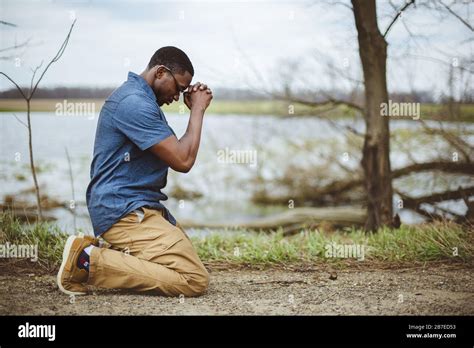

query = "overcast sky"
[1, 0, 472, 97]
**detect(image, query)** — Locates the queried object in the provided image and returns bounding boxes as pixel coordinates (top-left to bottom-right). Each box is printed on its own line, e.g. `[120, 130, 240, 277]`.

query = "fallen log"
[179, 206, 367, 234]
[252, 161, 474, 206]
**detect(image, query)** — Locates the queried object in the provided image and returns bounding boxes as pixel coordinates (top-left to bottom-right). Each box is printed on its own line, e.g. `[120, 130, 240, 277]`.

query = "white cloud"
[0, 0, 472, 95]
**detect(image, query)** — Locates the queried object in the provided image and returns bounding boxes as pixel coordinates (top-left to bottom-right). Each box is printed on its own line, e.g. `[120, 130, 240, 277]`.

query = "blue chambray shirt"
[86, 71, 177, 237]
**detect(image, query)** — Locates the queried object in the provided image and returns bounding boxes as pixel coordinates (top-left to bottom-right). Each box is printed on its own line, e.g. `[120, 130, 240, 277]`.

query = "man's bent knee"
[184, 268, 210, 297]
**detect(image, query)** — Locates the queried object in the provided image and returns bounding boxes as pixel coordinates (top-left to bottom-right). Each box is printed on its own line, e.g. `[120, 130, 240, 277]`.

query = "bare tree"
[0, 20, 76, 220]
[351, 0, 405, 231]
[204, 0, 472, 230]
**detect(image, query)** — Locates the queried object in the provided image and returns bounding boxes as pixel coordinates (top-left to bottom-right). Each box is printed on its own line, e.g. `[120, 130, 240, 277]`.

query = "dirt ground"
[0, 262, 473, 315]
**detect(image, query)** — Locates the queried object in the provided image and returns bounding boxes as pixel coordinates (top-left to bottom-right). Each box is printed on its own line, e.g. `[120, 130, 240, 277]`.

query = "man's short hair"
[147, 46, 194, 76]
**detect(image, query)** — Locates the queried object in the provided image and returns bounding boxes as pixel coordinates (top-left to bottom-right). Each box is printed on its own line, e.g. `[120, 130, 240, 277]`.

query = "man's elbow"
[173, 158, 195, 173]
[176, 164, 192, 173]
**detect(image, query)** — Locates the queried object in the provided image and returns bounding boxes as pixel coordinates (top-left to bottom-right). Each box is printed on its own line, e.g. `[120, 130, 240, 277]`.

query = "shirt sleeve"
[113, 94, 174, 151]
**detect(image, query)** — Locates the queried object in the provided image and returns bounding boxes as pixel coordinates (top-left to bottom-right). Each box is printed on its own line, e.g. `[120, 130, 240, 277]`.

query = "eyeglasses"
[161, 65, 188, 96]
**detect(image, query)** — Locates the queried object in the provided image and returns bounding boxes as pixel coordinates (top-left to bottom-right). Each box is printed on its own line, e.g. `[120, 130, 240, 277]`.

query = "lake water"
[1, 112, 472, 235]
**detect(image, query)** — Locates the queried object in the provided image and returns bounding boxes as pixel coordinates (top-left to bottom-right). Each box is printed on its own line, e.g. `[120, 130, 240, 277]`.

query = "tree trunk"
[27, 98, 43, 220]
[352, 0, 393, 231]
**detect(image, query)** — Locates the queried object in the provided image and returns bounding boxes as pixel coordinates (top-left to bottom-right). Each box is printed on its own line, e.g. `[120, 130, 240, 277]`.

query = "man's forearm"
[178, 105, 205, 169]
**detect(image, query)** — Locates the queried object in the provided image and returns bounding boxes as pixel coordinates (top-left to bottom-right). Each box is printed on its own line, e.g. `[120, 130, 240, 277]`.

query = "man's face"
[151, 66, 192, 106]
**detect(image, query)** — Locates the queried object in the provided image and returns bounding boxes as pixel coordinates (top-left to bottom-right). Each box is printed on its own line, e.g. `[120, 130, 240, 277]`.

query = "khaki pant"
[87, 207, 209, 297]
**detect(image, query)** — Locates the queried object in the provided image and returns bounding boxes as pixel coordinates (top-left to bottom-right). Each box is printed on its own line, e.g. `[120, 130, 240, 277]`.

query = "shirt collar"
[127, 71, 157, 101]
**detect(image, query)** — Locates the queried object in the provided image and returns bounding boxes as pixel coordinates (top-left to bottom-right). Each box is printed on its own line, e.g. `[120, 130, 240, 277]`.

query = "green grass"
[421, 103, 474, 122]
[0, 98, 357, 117]
[161, 100, 360, 118]
[0, 212, 68, 271]
[1, 211, 472, 270]
[192, 223, 473, 265]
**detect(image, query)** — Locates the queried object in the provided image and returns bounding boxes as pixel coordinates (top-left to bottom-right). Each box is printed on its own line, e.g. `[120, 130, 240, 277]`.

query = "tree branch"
[420, 120, 473, 163]
[254, 160, 474, 206]
[0, 37, 32, 53]
[404, 54, 474, 74]
[439, 0, 474, 31]
[383, 0, 415, 38]
[281, 94, 364, 113]
[30, 61, 44, 93]
[29, 19, 76, 98]
[397, 186, 474, 221]
[0, 20, 17, 27]
[12, 113, 28, 128]
[0, 72, 27, 99]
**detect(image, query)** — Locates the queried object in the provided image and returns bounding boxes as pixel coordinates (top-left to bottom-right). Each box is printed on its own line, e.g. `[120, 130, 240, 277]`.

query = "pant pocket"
[137, 232, 184, 262]
[101, 227, 133, 251]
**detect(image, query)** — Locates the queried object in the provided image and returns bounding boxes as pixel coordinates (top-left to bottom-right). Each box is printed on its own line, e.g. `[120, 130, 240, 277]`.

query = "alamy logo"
[217, 147, 258, 167]
[325, 243, 365, 261]
[0, 242, 38, 262]
[18, 322, 55, 341]
[380, 100, 420, 120]
[55, 99, 95, 119]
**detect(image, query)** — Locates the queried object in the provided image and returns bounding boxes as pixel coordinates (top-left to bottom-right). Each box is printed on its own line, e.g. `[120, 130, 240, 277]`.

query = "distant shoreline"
[0, 98, 473, 121]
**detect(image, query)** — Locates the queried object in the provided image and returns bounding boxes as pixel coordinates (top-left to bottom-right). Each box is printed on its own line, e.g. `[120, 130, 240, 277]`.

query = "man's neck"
[140, 70, 153, 87]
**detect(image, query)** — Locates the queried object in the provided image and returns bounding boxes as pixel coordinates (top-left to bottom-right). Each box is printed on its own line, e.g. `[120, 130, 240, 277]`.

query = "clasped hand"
[183, 82, 213, 111]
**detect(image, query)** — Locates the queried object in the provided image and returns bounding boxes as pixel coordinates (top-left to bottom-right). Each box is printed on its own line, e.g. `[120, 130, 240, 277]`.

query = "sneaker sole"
[57, 235, 87, 296]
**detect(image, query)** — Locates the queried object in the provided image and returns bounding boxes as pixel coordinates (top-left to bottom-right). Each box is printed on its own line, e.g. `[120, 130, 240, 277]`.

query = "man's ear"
[154, 65, 166, 79]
